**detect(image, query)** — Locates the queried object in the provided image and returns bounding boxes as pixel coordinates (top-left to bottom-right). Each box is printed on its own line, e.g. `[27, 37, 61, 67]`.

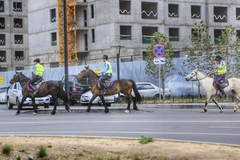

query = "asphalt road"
[0, 104, 240, 146]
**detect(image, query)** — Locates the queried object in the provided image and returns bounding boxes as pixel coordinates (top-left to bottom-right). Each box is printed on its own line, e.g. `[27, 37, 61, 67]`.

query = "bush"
[16, 155, 21, 160]
[36, 146, 48, 158]
[1, 144, 13, 155]
[139, 136, 153, 144]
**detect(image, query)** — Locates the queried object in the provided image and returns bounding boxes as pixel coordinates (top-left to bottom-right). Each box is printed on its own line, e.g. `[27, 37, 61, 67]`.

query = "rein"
[190, 71, 210, 82]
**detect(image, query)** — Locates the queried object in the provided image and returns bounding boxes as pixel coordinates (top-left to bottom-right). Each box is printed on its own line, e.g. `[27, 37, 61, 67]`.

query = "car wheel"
[44, 104, 50, 108]
[7, 98, 13, 109]
[69, 100, 77, 106]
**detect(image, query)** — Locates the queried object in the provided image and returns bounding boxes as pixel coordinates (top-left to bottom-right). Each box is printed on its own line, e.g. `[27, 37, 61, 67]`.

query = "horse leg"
[124, 95, 131, 114]
[99, 95, 109, 114]
[58, 94, 71, 113]
[16, 96, 27, 115]
[86, 94, 98, 113]
[31, 98, 38, 115]
[234, 93, 240, 112]
[131, 96, 139, 111]
[51, 96, 58, 115]
[202, 96, 211, 113]
[212, 98, 223, 113]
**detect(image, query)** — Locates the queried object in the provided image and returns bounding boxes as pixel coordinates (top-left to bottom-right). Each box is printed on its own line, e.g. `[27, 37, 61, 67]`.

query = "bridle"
[188, 70, 210, 82]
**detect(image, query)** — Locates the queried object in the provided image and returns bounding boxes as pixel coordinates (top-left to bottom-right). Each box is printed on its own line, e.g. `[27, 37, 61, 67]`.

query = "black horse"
[77, 66, 142, 113]
[9, 72, 71, 115]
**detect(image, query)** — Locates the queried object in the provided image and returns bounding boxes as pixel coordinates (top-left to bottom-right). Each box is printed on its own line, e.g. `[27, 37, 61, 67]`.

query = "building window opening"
[50, 62, 59, 68]
[16, 66, 24, 70]
[84, 10, 87, 26]
[173, 51, 180, 57]
[120, 26, 131, 40]
[236, 8, 240, 20]
[237, 30, 240, 38]
[141, 2, 157, 19]
[169, 28, 179, 41]
[119, 0, 131, 15]
[0, 17, 4, 29]
[168, 4, 178, 18]
[14, 35, 23, 44]
[51, 32, 57, 46]
[142, 27, 158, 44]
[14, 18, 22, 28]
[84, 34, 88, 51]
[142, 51, 147, 60]
[191, 5, 201, 19]
[15, 51, 24, 61]
[91, 29, 95, 43]
[0, 34, 5, 45]
[91, 4, 94, 19]
[13, 2, 22, 12]
[214, 29, 224, 43]
[50, 9, 56, 22]
[214, 7, 227, 22]
[0, 50, 6, 62]
[0, 1, 4, 12]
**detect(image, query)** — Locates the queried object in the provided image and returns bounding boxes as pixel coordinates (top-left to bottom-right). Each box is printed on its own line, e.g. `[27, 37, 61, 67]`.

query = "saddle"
[103, 79, 114, 89]
[27, 79, 43, 92]
[213, 79, 229, 93]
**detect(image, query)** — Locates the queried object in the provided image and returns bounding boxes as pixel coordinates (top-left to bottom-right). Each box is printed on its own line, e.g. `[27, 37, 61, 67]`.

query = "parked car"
[0, 90, 7, 104]
[61, 75, 90, 105]
[80, 90, 121, 106]
[135, 82, 171, 99]
[6, 82, 50, 109]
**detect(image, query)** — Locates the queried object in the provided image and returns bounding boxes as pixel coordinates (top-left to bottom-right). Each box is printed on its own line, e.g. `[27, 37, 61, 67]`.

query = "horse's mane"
[19, 72, 29, 79]
[88, 68, 100, 78]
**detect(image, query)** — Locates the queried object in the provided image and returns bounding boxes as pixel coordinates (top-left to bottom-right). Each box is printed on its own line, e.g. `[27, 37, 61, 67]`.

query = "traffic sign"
[153, 44, 165, 58]
[153, 57, 165, 65]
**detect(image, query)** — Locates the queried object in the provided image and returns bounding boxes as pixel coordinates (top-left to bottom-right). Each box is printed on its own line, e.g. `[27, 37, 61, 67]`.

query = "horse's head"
[9, 71, 22, 84]
[77, 66, 90, 78]
[185, 69, 198, 81]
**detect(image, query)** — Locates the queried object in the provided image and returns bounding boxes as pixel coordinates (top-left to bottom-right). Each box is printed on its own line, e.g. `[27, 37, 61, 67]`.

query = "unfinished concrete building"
[0, 0, 29, 71]
[4, 0, 240, 70]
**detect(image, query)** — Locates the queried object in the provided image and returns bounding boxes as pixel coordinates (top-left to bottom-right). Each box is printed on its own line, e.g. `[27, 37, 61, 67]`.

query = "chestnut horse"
[77, 66, 142, 113]
[9, 72, 71, 115]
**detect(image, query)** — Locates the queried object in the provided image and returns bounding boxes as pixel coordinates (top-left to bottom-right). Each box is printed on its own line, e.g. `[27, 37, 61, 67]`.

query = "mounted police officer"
[29, 58, 44, 95]
[210, 55, 227, 98]
[97, 55, 112, 95]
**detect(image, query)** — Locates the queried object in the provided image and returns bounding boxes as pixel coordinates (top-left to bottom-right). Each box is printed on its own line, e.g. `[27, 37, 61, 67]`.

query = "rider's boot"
[30, 84, 37, 95]
[101, 84, 107, 95]
[219, 88, 226, 99]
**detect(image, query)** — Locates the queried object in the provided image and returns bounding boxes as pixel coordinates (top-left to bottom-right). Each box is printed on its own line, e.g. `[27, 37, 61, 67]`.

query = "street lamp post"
[110, 45, 125, 99]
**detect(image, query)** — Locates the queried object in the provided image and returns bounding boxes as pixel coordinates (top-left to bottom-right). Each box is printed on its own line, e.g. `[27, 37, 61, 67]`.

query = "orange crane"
[57, 0, 78, 67]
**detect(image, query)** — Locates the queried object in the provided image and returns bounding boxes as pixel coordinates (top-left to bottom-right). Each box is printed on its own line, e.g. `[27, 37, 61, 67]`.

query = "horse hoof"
[201, 109, 207, 113]
[15, 112, 19, 115]
[220, 110, 223, 113]
[67, 109, 71, 113]
[134, 107, 140, 111]
[86, 110, 91, 113]
[124, 110, 130, 114]
[234, 108, 238, 112]
[51, 112, 56, 115]
[32, 112, 36, 116]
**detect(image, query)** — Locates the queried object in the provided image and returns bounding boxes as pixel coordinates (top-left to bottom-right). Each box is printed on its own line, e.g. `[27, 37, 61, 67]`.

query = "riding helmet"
[102, 55, 108, 60]
[34, 58, 40, 63]
[215, 55, 222, 61]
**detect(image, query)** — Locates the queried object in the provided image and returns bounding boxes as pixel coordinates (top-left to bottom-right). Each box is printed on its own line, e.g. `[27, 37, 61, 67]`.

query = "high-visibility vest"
[217, 61, 227, 75]
[105, 61, 112, 74]
[34, 64, 44, 77]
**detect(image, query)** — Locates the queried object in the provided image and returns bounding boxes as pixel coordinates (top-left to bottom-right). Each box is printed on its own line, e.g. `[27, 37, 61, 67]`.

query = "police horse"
[185, 69, 240, 113]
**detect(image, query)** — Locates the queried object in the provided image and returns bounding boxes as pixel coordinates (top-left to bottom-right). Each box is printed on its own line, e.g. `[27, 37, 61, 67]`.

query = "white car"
[0, 90, 7, 104]
[6, 82, 51, 109]
[136, 82, 171, 99]
[80, 90, 119, 106]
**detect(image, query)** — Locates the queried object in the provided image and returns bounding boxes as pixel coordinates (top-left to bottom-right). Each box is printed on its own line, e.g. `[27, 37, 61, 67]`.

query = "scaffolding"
[57, 0, 78, 67]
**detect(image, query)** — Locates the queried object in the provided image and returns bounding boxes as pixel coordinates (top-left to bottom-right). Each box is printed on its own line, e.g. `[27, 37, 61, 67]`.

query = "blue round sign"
[153, 45, 165, 58]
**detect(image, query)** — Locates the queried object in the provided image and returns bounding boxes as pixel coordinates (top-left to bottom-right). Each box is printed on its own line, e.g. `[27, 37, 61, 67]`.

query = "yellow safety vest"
[34, 64, 44, 77]
[105, 61, 112, 74]
[217, 61, 227, 75]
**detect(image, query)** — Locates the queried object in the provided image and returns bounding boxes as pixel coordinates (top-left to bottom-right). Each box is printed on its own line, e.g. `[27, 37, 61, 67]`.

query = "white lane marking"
[1, 131, 240, 136]
[209, 126, 240, 129]
[0, 121, 240, 125]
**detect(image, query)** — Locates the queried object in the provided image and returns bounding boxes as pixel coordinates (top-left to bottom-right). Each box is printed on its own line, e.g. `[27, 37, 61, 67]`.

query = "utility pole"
[63, 0, 69, 100]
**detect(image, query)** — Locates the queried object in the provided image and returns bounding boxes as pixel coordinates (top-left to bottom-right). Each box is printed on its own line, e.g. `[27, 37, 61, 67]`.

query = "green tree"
[145, 32, 174, 99]
[214, 25, 240, 78]
[179, 21, 213, 98]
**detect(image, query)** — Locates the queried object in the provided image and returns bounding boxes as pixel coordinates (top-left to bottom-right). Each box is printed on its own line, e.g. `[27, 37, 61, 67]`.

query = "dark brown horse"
[9, 72, 71, 115]
[77, 66, 142, 113]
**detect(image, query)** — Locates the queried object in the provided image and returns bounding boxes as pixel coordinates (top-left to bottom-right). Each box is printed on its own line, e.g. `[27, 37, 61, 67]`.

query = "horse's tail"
[59, 81, 69, 103]
[130, 79, 142, 103]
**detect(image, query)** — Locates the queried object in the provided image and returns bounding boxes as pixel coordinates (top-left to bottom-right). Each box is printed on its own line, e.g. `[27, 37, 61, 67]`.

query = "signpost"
[153, 45, 165, 101]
